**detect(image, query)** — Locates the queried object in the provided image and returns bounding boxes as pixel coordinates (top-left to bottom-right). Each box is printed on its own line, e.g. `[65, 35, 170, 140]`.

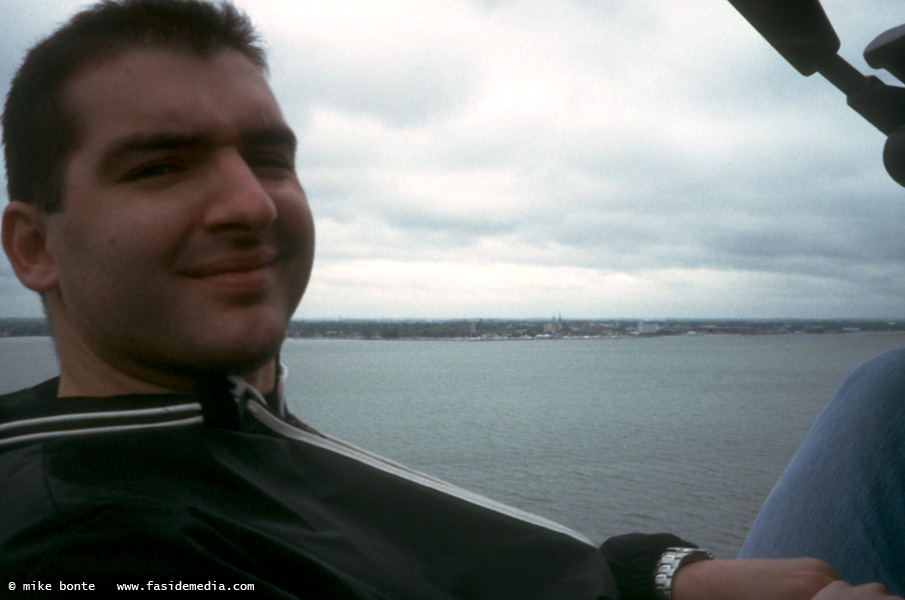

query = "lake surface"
[3, 332, 904, 558]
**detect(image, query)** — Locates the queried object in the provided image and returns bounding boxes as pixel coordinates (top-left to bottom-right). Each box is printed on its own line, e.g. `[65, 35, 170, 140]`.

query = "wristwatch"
[653, 547, 714, 600]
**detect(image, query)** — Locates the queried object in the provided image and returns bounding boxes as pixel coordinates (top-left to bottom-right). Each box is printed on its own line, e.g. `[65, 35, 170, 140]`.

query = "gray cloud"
[1, 0, 903, 319]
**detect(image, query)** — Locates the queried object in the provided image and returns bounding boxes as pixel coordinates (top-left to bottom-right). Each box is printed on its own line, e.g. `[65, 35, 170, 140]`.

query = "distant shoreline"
[3, 317, 903, 341]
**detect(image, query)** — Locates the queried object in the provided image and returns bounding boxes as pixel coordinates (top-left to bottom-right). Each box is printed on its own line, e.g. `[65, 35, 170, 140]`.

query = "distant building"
[637, 321, 660, 335]
[544, 315, 563, 335]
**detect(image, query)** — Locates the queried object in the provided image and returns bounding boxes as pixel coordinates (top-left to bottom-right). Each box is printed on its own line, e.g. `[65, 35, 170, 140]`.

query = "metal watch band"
[653, 547, 715, 600]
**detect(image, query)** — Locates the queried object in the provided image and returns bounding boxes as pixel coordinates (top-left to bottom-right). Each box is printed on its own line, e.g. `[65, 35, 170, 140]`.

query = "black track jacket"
[0, 375, 687, 599]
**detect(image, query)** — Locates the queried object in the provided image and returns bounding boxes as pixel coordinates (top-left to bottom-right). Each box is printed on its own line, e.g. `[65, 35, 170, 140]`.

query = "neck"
[52, 334, 277, 398]
[46, 307, 279, 397]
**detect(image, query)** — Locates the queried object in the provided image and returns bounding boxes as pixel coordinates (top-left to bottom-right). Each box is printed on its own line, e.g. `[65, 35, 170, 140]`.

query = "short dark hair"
[2, 0, 268, 213]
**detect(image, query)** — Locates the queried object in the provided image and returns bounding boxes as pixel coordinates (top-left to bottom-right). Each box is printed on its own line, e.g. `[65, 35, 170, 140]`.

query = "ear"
[2, 201, 59, 292]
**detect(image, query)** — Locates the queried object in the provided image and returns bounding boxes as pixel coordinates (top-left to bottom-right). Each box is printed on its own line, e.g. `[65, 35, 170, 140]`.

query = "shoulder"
[0, 377, 59, 410]
[0, 377, 60, 448]
[0, 428, 57, 548]
[4, 501, 262, 583]
[0, 379, 225, 580]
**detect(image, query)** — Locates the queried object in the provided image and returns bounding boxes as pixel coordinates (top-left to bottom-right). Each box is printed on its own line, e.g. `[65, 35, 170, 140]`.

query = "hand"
[672, 558, 837, 600]
[811, 581, 903, 600]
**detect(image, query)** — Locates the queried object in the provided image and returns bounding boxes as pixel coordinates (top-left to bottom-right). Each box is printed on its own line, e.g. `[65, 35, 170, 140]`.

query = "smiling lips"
[182, 250, 280, 291]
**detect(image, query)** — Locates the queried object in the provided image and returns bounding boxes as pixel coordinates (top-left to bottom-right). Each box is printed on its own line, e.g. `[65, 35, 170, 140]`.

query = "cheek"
[48, 219, 103, 290]
[271, 200, 314, 310]
[54, 217, 167, 301]
[288, 207, 316, 282]
[277, 192, 315, 251]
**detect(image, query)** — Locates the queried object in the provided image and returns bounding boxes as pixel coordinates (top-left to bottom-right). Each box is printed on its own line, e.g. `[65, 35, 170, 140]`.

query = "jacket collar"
[0, 366, 296, 450]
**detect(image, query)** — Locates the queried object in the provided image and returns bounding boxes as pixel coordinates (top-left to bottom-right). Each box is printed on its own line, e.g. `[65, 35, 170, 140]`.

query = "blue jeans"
[739, 347, 905, 595]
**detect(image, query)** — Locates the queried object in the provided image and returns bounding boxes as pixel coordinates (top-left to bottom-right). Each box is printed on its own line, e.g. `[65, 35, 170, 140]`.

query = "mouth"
[181, 250, 280, 291]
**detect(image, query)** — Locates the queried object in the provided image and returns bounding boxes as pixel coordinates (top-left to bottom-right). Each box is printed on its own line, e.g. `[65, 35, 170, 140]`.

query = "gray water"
[3, 332, 904, 558]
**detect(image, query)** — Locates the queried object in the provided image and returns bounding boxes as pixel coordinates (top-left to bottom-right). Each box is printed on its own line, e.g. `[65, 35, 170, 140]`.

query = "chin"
[217, 330, 285, 371]
[177, 318, 285, 374]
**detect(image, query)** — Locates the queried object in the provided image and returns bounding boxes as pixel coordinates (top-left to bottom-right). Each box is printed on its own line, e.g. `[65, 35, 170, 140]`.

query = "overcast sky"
[2, 0, 903, 320]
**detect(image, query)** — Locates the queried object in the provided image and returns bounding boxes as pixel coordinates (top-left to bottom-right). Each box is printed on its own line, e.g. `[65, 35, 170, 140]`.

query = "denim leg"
[739, 347, 905, 595]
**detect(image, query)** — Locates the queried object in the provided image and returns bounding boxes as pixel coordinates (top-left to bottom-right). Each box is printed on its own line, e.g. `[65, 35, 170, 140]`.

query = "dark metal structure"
[728, 0, 905, 187]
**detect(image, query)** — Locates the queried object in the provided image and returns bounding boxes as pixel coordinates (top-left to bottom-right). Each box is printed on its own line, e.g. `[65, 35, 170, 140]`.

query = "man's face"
[44, 46, 315, 390]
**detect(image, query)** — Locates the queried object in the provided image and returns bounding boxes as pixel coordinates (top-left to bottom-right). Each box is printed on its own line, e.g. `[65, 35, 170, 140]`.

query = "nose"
[202, 150, 277, 235]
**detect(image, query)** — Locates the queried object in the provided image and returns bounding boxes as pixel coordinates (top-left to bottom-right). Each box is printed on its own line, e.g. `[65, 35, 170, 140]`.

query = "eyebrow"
[241, 127, 298, 151]
[98, 127, 298, 174]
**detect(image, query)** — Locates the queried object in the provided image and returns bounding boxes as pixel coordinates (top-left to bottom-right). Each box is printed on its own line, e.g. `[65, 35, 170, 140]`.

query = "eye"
[123, 160, 183, 181]
[247, 153, 294, 171]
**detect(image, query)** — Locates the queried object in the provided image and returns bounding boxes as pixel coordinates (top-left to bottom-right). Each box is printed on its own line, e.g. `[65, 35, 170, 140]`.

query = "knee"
[829, 347, 905, 419]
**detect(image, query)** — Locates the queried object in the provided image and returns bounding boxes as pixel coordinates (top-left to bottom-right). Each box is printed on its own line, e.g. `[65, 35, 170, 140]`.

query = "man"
[0, 1, 899, 598]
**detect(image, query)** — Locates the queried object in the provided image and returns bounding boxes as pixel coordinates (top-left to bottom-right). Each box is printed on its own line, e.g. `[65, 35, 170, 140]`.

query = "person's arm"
[671, 557, 836, 600]
[811, 581, 904, 600]
[601, 533, 898, 600]
[672, 559, 903, 600]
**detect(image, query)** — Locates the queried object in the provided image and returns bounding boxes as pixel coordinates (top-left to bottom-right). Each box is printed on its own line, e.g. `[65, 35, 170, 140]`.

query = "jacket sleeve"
[600, 532, 702, 600]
